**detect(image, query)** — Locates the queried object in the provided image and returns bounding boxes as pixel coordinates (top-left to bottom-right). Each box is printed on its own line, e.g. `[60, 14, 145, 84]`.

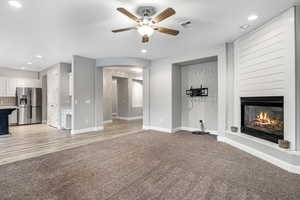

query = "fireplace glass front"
[241, 97, 284, 143]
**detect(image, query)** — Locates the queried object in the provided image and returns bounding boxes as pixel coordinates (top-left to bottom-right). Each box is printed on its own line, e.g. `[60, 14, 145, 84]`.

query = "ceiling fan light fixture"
[138, 25, 154, 36]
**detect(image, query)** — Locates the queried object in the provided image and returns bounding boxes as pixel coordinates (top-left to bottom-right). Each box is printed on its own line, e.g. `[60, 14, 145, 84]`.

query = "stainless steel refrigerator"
[17, 88, 42, 125]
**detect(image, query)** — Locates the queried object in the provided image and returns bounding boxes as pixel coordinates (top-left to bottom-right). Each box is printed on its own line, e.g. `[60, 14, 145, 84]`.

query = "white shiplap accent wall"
[234, 8, 296, 149]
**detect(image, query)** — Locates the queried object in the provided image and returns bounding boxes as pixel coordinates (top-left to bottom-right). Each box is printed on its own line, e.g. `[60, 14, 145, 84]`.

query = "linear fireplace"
[241, 97, 284, 143]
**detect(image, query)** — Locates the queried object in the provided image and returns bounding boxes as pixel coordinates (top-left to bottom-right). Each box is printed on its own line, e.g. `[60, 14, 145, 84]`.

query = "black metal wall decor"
[186, 85, 208, 97]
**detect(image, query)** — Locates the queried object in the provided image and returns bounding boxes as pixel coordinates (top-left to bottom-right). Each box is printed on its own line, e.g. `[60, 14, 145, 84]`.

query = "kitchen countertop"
[0, 106, 18, 110]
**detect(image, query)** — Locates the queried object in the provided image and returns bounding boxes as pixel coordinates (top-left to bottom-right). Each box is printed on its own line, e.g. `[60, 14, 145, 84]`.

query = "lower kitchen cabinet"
[9, 109, 18, 125]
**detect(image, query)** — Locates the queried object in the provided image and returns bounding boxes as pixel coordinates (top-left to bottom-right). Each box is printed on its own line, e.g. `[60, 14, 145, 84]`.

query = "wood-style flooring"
[0, 119, 142, 166]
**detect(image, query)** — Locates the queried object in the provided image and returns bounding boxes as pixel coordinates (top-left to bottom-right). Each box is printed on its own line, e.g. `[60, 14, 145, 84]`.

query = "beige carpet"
[0, 130, 300, 200]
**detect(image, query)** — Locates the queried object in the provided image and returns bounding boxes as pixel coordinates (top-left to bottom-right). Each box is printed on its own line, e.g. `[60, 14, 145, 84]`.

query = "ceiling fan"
[112, 6, 179, 43]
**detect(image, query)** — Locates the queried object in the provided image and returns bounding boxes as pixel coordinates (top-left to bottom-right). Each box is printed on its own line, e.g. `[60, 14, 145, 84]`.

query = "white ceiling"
[0, 0, 299, 71]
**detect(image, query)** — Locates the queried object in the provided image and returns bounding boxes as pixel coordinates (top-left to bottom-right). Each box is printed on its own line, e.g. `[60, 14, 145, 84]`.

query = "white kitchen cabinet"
[9, 109, 18, 125]
[0, 77, 41, 97]
[16, 79, 41, 88]
[0, 77, 7, 97]
[7, 79, 18, 97]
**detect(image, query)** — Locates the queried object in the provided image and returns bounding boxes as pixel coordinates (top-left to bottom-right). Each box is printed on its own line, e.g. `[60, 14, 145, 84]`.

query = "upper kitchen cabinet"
[0, 77, 41, 97]
[16, 78, 41, 88]
[0, 77, 7, 96]
[7, 79, 18, 97]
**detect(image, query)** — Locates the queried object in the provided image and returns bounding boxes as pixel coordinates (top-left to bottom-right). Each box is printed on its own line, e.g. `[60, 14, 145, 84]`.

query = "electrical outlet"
[85, 119, 89, 124]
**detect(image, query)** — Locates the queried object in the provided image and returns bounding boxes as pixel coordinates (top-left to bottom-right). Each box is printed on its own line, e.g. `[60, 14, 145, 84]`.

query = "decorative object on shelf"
[185, 85, 208, 97]
[231, 126, 239, 133]
[278, 140, 290, 149]
[192, 120, 210, 135]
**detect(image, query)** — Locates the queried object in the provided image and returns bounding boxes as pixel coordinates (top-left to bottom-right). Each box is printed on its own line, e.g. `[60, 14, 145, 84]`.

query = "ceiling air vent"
[180, 20, 192, 28]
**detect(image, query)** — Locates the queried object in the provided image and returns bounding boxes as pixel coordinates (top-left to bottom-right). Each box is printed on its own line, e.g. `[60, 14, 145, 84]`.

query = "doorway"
[103, 66, 144, 129]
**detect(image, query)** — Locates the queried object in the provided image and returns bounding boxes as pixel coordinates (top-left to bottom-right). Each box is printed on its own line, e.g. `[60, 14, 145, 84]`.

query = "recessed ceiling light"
[8, 0, 22, 8]
[27, 61, 32, 65]
[36, 54, 43, 59]
[248, 15, 258, 21]
[240, 24, 250, 30]
[141, 49, 147, 53]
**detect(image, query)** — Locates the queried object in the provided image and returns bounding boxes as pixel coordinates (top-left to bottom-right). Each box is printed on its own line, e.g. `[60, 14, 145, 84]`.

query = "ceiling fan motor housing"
[136, 6, 157, 18]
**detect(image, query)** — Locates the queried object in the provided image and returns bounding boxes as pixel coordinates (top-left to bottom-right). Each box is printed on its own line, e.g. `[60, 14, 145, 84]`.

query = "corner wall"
[296, 6, 300, 150]
[180, 60, 218, 132]
[72, 56, 103, 133]
[172, 64, 181, 130]
[148, 45, 227, 134]
[225, 43, 235, 131]
[103, 69, 113, 122]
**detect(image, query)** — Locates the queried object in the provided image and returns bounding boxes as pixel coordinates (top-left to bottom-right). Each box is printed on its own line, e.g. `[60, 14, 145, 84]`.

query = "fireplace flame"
[258, 112, 269, 122]
[255, 112, 276, 126]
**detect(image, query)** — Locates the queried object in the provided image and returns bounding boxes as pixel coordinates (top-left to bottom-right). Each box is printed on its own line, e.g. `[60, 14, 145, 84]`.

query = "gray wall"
[296, 6, 300, 150]
[181, 61, 218, 131]
[143, 68, 150, 127]
[225, 43, 235, 131]
[172, 65, 182, 129]
[103, 69, 113, 122]
[129, 79, 143, 118]
[94, 67, 104, 128]
[112, 78, 118, 114]
[149, 60, 172, 129]
[0, 67, 39, 79]
[72, 56, 97, 131]
[117, 77, 129, 117]
[60, 63, 72, 109]
[42, 76, 47, 122]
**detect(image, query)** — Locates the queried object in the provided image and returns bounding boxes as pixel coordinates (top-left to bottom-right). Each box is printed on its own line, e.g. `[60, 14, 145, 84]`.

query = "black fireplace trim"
[241, 96, 284, 144]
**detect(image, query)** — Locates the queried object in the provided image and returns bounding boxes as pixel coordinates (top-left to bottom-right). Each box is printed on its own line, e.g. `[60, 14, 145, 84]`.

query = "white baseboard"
[172, 127, 182, 133]
[115, 116, 143, 121]
[180, 127, 218, 135]
[143, 126, 218, 135]
[217, 136, 300, 174]
[143, 126, 172, 133]
[71, 126, 104, 135]
[103, 120, 112, 124]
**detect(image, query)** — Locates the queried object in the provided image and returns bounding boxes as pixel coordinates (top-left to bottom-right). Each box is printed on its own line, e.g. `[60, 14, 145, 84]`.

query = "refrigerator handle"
[30, 106, 32, 119]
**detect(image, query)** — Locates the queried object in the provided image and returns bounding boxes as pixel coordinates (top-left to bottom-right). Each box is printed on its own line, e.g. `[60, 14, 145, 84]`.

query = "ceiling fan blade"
[142, 35, 149, 43]
[112, 27, 136, 33]
[117, 8, 140, 22]
[155, 27, 179, 36]
[152, 8, 176, 24]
